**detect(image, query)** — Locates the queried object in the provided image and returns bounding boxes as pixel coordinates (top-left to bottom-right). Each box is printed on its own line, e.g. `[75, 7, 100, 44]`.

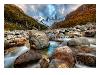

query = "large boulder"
[14, 50, 42, 68]
[50, 46, 75, 68]
[29, 30, 49, 49]
[76, 53, 96, 67]
[67, 37, 90, 46]
[67, 38, 80, 46]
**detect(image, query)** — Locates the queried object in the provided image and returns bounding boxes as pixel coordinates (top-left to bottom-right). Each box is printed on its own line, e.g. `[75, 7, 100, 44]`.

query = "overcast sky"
[16, 4, 82, 26]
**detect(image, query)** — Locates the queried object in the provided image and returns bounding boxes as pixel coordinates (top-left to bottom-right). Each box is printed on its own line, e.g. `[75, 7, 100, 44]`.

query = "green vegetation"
[4, 4, 48, 30]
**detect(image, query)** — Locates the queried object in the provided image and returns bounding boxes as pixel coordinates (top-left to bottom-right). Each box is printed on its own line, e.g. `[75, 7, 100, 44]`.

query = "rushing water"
[4, 37, 96, 68]
[4, 41, 60, 68]
[48, 41, 59, 56]
[4, 46, 29, 68]
[75, 63, 91, 68]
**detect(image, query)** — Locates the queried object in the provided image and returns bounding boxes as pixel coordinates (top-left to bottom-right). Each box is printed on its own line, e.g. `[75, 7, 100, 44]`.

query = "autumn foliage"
[52, 4, 96, 28]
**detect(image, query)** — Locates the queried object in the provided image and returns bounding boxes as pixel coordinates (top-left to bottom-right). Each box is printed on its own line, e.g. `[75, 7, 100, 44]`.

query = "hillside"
[52, 4, 96, 28]
[4, 4, 48, 30]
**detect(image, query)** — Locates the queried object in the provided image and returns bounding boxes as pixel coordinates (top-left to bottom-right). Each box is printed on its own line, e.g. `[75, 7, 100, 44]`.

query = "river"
[4, 37, 96, 68]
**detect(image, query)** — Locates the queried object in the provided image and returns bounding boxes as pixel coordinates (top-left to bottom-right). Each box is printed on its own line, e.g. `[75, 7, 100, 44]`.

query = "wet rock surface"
[39, 58, 49, 68]
[76, 53, 96, 67]
[49, 59, 70, 68]
[14, 50, 42, 68]
[67, 37, 90, 46]
[29, 30, 49, 49]
[50, 46, 75, 68]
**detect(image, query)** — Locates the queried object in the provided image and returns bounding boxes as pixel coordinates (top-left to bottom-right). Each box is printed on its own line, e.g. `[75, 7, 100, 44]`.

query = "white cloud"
[15, 4, 82, 26]
[15, 4, 27, 13]
[70, 4, 82, 10]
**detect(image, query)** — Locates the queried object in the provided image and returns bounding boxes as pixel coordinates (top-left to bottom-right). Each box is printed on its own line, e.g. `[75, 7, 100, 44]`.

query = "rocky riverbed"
[4, 23, 96, 68]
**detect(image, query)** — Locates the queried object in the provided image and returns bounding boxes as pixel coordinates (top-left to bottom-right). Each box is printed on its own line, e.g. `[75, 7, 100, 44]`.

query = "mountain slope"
[52, 4, 96, 28]
[4, 4, 48, 30]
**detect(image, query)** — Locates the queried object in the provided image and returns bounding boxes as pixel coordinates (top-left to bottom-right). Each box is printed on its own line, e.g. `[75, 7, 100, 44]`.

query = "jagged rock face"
[29, 30, 49, 49]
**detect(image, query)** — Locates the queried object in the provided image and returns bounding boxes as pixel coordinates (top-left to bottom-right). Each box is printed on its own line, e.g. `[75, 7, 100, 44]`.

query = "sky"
[16, 4, 82, 26]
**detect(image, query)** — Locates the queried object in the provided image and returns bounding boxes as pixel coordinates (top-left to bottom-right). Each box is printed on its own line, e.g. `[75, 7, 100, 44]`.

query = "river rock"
[50, 46, 75, 68]
[60, 41, 68, 46]
[76, 53, 96, 67]
[4, 30, 28, 49]
[4, 37, 27, 49]
[84, 29, 96, 37]
[39, 58, 49, 68]
[87, 38, 96, 45]
[67, 38, 80, 46]
[56, 33, 65, 38]
[78, 46, 96, 53]
[14, 37, 27, 46]
[67, 37, 90, 46]
[4, 38, 16, 49]
[29, 30, 49, 49]
[80, 26, 87, 31]
[49, 59, 70, 68]
[14, 50, 42, 68]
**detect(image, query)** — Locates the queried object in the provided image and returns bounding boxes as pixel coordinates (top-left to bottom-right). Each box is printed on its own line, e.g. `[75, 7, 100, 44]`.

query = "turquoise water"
[48, 41, 59, 56]
[4, 41, 59, 68]
[48, 38, 71, 56]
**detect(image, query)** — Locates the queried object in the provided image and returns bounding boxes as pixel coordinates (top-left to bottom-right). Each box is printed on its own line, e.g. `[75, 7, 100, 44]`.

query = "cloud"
[15, 4, 28, 13]
[16, 4, 81, 26]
